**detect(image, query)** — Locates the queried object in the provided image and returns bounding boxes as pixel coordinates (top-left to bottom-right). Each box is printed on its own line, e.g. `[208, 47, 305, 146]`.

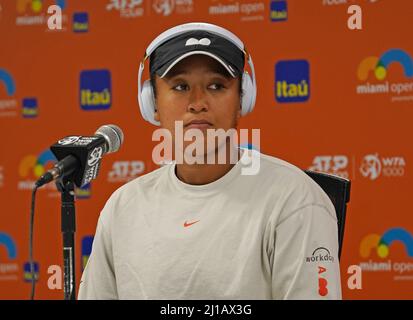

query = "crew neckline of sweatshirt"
[168, 148, 251, 196]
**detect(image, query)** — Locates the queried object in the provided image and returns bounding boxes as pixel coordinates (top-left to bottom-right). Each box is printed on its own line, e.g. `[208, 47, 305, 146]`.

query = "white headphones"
[137, 22, 257, 126]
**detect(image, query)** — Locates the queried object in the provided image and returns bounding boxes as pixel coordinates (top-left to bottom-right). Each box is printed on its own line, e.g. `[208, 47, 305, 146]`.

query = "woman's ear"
[154, 107, 160, 122]
[237, 105, 242, 120]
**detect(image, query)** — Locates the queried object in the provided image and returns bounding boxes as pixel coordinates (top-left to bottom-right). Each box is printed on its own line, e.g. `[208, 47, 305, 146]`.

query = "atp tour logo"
[356, 49, 413, 102]
[0, 232, 19, 281]
[108, 161, 145, 183]
[106, 0, 144, 18]
[359, 153, 405, 180]
[152, 0, 193, 16]
[270, 0, 287, 21]
[308, 155, 349, 179]
[72, 12, 88, 33]
[275, 60, 310, 103]
[79, 70, 112, 111]
[16, 0, 67, 27]
[359, 228, 413, 280]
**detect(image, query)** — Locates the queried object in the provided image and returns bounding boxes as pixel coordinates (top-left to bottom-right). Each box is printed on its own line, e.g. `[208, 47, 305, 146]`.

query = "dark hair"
[150, 72, 243, 100]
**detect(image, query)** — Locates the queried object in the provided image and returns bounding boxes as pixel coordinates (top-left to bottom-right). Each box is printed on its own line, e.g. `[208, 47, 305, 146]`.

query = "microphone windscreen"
[95, 124, 124, 153]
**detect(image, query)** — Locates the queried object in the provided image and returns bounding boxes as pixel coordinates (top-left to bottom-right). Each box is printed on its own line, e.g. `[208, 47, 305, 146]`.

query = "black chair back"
[304, 170, 351, 259]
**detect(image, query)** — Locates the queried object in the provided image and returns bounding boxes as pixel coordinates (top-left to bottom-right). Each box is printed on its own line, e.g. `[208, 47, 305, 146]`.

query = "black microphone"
[35, 124, 124, 188]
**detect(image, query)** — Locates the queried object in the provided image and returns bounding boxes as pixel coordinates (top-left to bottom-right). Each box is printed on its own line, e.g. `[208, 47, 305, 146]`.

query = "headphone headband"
[145, 22, 246, 58]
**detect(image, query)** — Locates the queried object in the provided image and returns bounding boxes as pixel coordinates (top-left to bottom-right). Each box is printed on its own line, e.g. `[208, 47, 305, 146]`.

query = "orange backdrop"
[0, 0, 412, 299]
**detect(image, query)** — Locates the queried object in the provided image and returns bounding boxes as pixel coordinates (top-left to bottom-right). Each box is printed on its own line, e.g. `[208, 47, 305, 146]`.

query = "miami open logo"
[18, 149, 57, 190]
[356, 49, 413, 102]
[16, 0, 67, 27]
[0, 69, 17, 117]
[0, 69, 38, 118]
[0, 232, 19, 281]
[359, 228, 413, 280]
[18, 149, 92, 197]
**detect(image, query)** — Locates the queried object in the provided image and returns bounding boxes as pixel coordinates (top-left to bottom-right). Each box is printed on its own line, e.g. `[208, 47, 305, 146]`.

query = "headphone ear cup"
[140, 80, 160, 126]
[241, 72, 254, 115]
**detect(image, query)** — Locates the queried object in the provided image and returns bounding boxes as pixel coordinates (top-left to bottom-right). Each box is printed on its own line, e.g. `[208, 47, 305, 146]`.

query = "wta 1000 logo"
[359, 228, 413, 280]
[356, 49, 413, 102]
[359, 153, 406, 181]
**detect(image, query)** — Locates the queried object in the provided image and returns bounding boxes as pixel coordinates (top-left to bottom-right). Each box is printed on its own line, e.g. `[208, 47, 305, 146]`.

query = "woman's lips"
[185, 120, 212, 129]
[185, 123, 212, 129]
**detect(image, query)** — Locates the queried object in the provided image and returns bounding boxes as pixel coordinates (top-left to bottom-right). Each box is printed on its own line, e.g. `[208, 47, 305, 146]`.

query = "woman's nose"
[187, 87, 209, 113]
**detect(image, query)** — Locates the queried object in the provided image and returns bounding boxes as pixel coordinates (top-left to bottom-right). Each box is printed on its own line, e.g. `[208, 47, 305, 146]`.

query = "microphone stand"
[56, 178, 76, 300]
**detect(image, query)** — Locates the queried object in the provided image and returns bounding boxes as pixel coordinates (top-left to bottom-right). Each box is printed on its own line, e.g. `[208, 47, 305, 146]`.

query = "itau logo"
[275, 60, 310, 103]
[73, 12, 88, 33]
[359, 153, 405, 180]
[79, 70, 112, 111]
[23, 261, 39, 282]
[270, 0, 287, 22]
[356, 49, 413, 102]
[22, 97, 38, 118]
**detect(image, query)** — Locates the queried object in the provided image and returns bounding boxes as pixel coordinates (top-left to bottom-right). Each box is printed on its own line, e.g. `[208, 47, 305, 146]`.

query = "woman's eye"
[173, 84, 188, 91]
[209, 83, 224, 90]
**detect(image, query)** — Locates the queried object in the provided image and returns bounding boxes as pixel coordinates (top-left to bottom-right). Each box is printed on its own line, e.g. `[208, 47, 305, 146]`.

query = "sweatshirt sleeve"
[267, 204, 342, 300]
[77, 197, 118, 300]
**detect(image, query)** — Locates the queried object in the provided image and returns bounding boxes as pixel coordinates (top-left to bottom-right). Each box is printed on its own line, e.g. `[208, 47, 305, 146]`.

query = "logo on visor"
[185, 38, 211, 47]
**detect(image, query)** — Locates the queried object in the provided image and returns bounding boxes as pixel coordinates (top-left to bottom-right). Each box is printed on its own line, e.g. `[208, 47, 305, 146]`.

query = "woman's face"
[154, 55, 241, 157]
